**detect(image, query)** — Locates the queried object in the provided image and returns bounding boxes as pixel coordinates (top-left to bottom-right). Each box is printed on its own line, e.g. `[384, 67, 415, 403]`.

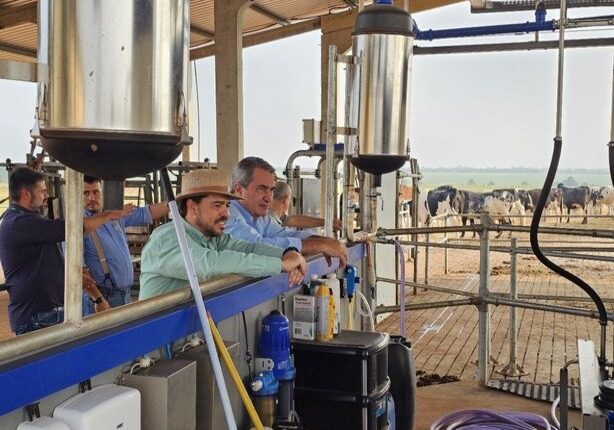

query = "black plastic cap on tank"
[354, 1, 416, 36]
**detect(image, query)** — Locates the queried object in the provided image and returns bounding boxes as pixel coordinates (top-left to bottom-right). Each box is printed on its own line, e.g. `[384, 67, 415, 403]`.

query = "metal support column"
[497, 238, 528, 377]
[214, 0, 251, 174]
[64, 168, 83, 324]
[477, 214, 491, 386]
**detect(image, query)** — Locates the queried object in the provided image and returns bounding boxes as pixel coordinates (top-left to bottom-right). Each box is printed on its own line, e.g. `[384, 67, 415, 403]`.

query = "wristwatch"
[282, 246, 300, 256]
[92, 296, 104, 305]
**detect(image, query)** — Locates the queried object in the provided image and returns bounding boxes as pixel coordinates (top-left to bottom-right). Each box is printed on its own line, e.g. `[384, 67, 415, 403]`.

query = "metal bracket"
[496, 362, 528, 377]
[337, 126, 357, 136]
[336, 54, 360, 65]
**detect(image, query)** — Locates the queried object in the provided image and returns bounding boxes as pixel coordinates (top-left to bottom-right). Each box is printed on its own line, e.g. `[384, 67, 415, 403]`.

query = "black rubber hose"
[159, 167, 175, 202]
[530, 137, 608, 328]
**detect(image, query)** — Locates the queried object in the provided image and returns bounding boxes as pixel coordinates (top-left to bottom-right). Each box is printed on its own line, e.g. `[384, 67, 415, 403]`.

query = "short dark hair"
[179, 195, 205, 217]
[84, 175, 102, 184]
[230, 157, 276, 191]
[9, 167, 45, 202]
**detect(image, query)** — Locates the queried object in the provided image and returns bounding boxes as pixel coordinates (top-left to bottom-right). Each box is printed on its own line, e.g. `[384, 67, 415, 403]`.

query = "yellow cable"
[208, 315, 265, 430]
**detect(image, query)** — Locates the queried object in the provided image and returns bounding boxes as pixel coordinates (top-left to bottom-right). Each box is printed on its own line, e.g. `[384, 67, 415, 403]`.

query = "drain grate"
[487, 378, 580, 410]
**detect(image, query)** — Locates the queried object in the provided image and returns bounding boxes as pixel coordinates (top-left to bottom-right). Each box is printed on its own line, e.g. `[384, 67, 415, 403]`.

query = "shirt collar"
[231, 200, 258, 226]
[9, 203, 38, 214]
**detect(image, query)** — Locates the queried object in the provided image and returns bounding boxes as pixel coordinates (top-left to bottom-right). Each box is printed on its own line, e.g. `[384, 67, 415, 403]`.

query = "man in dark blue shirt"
[0, 167, 132, 335]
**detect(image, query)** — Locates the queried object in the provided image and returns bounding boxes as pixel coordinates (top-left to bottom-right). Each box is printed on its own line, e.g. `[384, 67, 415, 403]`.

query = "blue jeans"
[14, 308, 64, 335]
[83, 285, 132, 315]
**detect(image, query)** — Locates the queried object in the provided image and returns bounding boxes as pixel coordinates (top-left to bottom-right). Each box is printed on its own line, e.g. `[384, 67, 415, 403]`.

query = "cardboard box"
[293, 294, 316, 340]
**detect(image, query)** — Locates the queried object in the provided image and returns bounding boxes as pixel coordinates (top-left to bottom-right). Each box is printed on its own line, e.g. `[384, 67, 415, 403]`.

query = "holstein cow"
[493, 188, 532, 225]
[591, 186, 614, 215]
[557, 184, 591, 224]
[459, 190, 515, 238]
[417, 185, 463, 227]
[527, 188, 563, 220]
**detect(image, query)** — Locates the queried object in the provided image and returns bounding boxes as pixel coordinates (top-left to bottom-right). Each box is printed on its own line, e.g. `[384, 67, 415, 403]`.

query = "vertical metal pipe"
[509, 238, 518, 370]
[478, 216, 491, 386]
[64, 168, 83, 324]
[424, 232, 430, 285]
[325, 45, 337, 237]
[444, 216, 449, 275]
[555, 0, 567, 138]
[411, 159, 419, 294]
[560, 366, 569, 430]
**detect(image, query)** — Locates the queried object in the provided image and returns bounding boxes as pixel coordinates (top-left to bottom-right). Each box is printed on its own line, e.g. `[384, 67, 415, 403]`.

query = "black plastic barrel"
[388, 335, 416, 430]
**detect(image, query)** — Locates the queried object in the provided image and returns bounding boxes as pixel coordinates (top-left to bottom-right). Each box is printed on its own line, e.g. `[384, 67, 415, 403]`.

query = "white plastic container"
[53, 384, 140, 430]
[17, 417, 71, 430]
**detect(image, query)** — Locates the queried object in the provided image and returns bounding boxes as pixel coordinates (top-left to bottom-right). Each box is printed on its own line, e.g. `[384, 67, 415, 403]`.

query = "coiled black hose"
[529, 138, 608, 359]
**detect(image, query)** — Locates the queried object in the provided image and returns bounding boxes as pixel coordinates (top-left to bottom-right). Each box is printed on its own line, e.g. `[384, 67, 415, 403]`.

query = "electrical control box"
[175, 341, 242, 430]
[121, 359, 196, 430]
[53, 384, 140, 430]
[17, 417, 71, 430]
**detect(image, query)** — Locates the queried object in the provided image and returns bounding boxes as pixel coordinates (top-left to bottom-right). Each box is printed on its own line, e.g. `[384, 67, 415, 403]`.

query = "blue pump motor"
[259, 310, 296, 381]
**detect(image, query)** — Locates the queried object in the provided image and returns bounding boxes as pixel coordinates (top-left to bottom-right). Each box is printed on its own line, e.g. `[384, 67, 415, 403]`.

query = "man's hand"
[333, 219, 343, 232]
[106, 204, 135, 221]
[301, 236, 348, 268]
[281, 250, 307, 287]
[94, 298, 111, 313]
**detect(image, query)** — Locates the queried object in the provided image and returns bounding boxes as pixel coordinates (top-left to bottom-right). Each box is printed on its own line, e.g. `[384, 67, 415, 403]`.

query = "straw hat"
[175, 169, 241, 201]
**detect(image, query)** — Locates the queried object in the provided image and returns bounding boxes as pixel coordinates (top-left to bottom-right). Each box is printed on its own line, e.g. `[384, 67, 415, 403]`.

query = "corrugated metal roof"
[0, 0, 355, 62]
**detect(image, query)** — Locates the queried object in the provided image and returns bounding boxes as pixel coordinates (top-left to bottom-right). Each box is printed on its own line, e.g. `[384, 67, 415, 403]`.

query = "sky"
[1, 3, 613, 170]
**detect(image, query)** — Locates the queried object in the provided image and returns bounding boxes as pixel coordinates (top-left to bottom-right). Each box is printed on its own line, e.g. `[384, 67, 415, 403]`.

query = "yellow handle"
[208, 315, 265, 430]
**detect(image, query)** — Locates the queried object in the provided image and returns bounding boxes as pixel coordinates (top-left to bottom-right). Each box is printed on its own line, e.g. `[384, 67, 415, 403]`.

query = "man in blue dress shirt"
[82, 176, 169, 313]
[225, 157, 348, 267]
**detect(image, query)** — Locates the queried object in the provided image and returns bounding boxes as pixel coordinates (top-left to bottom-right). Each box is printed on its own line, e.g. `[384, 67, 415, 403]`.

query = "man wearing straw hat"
[138, 169, 307, 300]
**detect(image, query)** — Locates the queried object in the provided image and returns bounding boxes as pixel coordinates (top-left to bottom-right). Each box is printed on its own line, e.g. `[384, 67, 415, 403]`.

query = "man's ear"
[20, 187, 31, 201]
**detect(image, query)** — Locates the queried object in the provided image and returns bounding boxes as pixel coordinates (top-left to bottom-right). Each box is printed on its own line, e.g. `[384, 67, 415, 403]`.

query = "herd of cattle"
[416, 184, 614, 233]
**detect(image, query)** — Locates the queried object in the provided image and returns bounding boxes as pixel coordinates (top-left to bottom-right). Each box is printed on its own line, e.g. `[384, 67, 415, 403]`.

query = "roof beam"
[249, 2, 291, 26]
[0, 42, 36, 59]
[0, 2, 37, 30]
[190, 24, 214, 39]
[190, 17, 320, 60]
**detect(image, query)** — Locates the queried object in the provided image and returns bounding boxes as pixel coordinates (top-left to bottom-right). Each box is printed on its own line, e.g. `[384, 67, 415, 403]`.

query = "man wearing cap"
[225, 157, 348, 267]
[138, 169, 307, 300]
[81, 175, 170, 314]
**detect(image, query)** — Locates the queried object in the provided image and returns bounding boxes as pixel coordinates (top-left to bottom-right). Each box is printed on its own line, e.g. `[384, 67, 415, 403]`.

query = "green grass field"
[407, 170, 612, 192]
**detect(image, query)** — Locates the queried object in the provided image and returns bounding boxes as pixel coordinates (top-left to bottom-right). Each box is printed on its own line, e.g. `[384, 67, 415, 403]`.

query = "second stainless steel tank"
[36, 0, 190, 179]
[350, 3, 415, 175]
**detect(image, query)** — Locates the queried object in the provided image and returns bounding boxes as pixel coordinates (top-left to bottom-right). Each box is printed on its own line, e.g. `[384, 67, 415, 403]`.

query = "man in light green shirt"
[139, 169, 306, 300]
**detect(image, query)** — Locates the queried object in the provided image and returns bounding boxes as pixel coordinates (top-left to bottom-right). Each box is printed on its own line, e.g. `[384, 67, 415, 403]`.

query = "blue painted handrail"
[0, 244, 365, 416]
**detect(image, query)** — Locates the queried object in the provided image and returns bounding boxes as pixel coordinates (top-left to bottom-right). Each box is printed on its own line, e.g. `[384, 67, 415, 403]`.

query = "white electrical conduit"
[161, 169, 238, 430]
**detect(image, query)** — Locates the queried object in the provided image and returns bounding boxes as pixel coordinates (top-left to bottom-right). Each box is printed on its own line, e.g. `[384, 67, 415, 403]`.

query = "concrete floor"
[416, 381, 581, 429]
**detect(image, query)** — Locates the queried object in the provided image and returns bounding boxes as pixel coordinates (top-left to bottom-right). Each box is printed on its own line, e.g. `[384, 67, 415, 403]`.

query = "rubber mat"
[487, 378, 580, 409]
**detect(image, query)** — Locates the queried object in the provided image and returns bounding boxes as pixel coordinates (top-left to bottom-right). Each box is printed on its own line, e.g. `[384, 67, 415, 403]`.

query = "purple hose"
[430, 409, 557, 430]
[392, 240, 406, 338]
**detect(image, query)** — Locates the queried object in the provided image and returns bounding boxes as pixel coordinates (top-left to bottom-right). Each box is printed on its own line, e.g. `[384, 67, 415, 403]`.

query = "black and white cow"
[493, 188, 532, 225]
[417, 185, 463, 226]
[557, 184, 591, 224]
[527, 188, 563, 219]
[590, 186, 614, 215]
[459, 190, 515, 237]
